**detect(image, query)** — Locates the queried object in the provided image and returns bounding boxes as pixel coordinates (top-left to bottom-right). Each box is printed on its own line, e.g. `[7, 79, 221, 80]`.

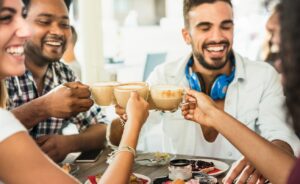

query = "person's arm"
[37, 123, 107, 162]
[223, 140, 294, 183]
[0, 132, 79, 184]
[182, 90, 296, 184]
[100, 92, 149, 184]
[108, 118, 124, 146]
[11, 82, 93, 129]
[213, 109, 295, 184]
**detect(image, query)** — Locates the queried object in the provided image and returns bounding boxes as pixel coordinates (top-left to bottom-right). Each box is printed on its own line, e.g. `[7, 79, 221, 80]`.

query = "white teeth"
[206, 46, 225, 52]
[45, 41, 62, 46]
[6, 46, 24, 56]
[270, 44, 280, 53]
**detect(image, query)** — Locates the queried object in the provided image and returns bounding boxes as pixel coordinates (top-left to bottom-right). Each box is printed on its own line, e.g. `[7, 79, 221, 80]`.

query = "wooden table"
[74, 148, 235, 183]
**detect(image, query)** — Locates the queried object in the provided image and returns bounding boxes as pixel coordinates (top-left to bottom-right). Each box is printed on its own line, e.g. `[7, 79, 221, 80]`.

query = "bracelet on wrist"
[107, 145, 136, 164]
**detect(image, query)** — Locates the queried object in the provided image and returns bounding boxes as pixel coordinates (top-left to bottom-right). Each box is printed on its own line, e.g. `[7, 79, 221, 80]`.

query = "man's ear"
[182, 28, 191, 45]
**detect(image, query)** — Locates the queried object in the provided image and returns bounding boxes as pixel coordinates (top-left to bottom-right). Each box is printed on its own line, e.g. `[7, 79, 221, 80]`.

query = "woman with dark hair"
[181, 0, 300, 183]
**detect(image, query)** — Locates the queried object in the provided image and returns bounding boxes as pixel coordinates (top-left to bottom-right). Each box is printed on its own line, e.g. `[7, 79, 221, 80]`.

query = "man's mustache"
[44, 34, 65, 42]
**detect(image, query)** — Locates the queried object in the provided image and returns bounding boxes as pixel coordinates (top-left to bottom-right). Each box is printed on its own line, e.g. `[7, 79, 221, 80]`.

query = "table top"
[74, 148, 235, 183]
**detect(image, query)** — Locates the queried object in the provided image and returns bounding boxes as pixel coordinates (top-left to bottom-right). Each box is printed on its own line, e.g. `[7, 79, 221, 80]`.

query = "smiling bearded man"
[5, 0, 107, 163]
[110, 0, 300, 184]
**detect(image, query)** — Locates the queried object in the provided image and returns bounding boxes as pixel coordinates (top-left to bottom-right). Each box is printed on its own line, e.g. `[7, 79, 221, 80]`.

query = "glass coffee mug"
[90, 81, 120, 106]
[150, 84, 184, 112]
[114, 82, 149, 108]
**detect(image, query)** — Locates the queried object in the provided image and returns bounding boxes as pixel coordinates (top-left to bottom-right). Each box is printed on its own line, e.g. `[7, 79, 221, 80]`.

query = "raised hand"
[115, 104, 128, 122]
[42, 81, 94, 118]
[223, 157, 267, 184]
[125, 92, 149, 130]
[181, 89, 217, 127]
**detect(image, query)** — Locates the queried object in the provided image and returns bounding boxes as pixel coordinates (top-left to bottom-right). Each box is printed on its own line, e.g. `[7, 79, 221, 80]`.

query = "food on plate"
[189, 160, 215, 173]
[154, 152, 170, 162]
[162, 179, 200, 184]
[61, 163, 71, 174]
[130, 173, 149, 184]
[87, 173, 148, 184]
[172, 179, 185, 184]
[135, 152, 171, 166]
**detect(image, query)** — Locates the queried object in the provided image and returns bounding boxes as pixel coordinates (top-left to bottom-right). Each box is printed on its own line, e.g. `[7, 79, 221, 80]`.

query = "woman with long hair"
[181, 0, 300, 183]
[0, 0, 79, 183]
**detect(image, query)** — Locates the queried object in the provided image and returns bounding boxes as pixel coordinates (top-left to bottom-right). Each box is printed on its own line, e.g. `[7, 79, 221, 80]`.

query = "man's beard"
[191, 39, 232, 70]
[193, 48, 233, 70]
[25, 41, 62, 67]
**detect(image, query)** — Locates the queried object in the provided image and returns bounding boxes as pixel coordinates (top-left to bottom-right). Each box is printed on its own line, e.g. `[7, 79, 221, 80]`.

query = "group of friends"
[0, 0, 300, 183]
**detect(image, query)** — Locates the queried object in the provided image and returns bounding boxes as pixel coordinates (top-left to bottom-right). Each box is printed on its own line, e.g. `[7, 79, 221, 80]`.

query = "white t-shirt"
[0, 109, 26, 184]
[0, 109, 26, 143]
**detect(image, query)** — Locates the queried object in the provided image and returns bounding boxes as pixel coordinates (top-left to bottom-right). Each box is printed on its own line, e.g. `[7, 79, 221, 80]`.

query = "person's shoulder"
[0, 109, 10, 116]
[54, 61, 77, 81]
[152, 55, 187, 74]
[239, 56, 277, 74]
[55, 61, 74, 72]
[0, 109, 17, 123]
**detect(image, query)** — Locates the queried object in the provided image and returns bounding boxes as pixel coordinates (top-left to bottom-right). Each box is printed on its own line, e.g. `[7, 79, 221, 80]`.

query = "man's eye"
[201, 27, 210, 31]
[61, 23, 70, 29]
[37, 19, 50, 25]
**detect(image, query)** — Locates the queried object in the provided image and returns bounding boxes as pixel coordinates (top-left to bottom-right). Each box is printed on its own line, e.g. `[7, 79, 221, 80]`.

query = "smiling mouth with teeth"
[6, 46, 24, 56]
[45, 41, 63, 46]
[205, 44, 227, 52]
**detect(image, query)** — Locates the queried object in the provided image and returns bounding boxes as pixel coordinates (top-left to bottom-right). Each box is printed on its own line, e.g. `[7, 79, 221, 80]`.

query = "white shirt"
[138, 52, 300, 160]
[0, 109, 26, 143]
[0, 109, 26, 184]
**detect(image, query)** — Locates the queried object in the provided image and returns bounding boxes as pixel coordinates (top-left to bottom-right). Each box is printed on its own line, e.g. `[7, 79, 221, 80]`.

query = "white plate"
[190, 158, 230, 176]
[135, 152, 175, 166]
[84, 173, 151, 184]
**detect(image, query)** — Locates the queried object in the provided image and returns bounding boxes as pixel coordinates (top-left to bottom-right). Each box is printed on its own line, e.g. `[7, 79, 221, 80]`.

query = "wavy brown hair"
[281, 0, 300, 133]
[183, 0, 232, 28]
[0, 0, 6, 108]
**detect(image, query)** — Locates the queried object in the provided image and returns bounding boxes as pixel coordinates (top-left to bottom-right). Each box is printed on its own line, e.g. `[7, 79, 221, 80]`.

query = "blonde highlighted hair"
[0, 80, 7, 108]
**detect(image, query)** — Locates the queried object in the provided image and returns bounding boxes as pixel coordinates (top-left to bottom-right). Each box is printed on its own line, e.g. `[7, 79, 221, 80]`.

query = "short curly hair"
[183, 0, 232, 28]
[281, 0, 300, 133]
[22, 0, 72, 11]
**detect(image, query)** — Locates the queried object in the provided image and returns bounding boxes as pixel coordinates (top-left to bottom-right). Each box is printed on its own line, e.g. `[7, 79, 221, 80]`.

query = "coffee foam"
[93, 81, 119, 87]
[117, 84, 144, 90]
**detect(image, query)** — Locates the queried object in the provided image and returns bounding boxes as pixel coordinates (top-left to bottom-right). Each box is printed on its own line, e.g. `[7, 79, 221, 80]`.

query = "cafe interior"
[55, 0, 293, 183]
[4, 0, 299, 183]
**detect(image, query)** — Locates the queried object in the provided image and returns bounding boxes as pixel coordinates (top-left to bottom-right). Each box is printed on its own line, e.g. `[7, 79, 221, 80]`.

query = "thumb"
[130, 91, 139, 100]
[186, 89, 199, 98]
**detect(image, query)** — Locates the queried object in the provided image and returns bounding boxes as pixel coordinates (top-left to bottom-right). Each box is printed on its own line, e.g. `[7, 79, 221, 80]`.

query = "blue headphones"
[185, 56, 235, 100]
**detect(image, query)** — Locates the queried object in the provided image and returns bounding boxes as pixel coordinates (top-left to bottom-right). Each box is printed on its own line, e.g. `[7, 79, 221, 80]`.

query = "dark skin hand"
[108, 118, 124, 146]
[36, 135, 71, 163]
[36, 124, 107, 163]
[11, 81, 94, 129]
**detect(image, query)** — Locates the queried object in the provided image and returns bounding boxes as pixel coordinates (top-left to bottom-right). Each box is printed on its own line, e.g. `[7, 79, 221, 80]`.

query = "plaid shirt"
[5, 61, 106, 139]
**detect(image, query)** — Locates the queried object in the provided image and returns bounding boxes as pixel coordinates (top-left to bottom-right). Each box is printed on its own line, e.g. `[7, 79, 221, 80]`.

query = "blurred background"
[69, 0, 274, 84]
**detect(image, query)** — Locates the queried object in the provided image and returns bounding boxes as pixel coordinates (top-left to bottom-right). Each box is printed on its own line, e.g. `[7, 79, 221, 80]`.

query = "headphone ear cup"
[196, 72, 205, 93]
[210, 75, 229, 100]
[189, 72, 202, 92]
